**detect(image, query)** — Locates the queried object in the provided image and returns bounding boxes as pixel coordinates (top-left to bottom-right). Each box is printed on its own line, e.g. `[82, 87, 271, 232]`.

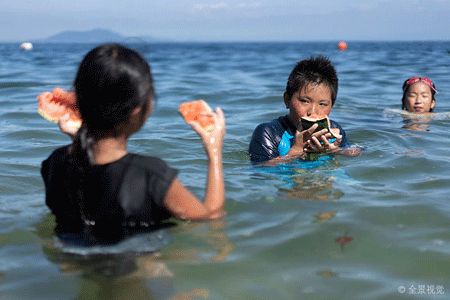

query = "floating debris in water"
[20, 42, 33, 50]
[317, 269, 338, 277]
[336, 232, 353, 252]
[394, 149, 424, 157]
[314, 211, 337, 223]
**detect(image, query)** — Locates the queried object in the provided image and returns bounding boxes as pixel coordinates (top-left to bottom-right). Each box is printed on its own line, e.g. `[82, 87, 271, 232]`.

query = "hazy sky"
[1, 0, 449, 42]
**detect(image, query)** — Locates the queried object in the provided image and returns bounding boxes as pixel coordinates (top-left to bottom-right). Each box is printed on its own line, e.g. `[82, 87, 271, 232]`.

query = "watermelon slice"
[301, 115, 337, 138]
[37, 88, 82, 130]
[178, 100, 214, 132]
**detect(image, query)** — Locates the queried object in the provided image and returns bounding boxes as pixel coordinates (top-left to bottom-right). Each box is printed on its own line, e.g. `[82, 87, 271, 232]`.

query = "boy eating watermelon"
[248, 55, 360, 164]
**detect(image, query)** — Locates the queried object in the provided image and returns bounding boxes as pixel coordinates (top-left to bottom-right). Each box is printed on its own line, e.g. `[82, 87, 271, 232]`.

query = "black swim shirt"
[41, 145, 178, 245]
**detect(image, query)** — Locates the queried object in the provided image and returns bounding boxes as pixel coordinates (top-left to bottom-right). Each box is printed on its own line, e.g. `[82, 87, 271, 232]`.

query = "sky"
[1, 0, 450, 42]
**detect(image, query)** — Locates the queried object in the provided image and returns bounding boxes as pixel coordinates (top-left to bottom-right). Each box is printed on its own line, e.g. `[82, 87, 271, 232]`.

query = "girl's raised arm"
[163, 107, 226, 221]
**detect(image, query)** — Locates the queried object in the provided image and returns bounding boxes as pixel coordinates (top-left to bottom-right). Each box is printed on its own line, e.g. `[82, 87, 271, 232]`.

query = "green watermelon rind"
[38, 108, 82, 129]
[300, 116, 336, 138]
[37, 90, 82, 129]
[38, 108, 58, 123]
[202, 100, 214, 132]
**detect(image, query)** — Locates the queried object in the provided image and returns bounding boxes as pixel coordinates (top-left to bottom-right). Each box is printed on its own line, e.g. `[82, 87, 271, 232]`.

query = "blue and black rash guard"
[248, 115, 350, 164]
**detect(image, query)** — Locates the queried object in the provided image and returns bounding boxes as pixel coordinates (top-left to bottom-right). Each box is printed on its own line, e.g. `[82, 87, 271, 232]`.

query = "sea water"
[0, 41, 450, 299]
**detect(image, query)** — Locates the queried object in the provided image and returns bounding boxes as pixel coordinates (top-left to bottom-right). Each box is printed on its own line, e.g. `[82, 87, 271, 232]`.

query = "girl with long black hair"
[41, 43, 226, 246]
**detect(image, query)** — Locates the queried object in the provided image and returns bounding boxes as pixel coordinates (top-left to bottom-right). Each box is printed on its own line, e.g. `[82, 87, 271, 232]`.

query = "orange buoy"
[337, 41, 348, 51]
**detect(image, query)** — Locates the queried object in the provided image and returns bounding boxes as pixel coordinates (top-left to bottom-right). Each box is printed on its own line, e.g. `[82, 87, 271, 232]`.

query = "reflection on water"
[35, 215, 233, 299]
[264, 156, 353, 202]
[402, 118, 432, 131]
[280, 170, 345, 201]
[162, 220, 234, 263]
[43, 250, 175, 300]
[314, 211, 337, 223]
[384, 108, 450, 132]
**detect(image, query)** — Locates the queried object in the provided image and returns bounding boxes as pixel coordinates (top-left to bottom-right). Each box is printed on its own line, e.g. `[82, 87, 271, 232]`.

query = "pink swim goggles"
[403, 77, 438, 94]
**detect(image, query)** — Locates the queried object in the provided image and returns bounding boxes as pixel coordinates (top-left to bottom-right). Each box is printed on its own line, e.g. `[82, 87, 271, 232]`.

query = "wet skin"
[403, 81, 435, 113]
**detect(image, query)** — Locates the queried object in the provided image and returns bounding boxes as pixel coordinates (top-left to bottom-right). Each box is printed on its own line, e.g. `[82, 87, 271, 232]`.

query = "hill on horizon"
[36, 29, 159, 43]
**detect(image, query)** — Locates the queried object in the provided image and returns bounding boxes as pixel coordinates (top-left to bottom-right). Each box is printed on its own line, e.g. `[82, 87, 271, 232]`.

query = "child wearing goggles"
[402, 77, 437, 113]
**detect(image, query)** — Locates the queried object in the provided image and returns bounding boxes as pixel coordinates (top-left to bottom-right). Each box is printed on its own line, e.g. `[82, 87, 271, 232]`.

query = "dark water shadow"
[33, 214, 233, 299]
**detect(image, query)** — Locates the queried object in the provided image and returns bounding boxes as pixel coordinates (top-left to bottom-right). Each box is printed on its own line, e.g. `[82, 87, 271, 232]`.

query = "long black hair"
[75, 43, 155, 133]
[70, 43, 155, 232]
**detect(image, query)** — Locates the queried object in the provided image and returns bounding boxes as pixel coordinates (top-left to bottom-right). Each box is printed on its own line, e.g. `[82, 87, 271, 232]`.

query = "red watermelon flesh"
[301, 115, 338, 138]
[179, 100, 214, 131]
[38, 88, 82, 129]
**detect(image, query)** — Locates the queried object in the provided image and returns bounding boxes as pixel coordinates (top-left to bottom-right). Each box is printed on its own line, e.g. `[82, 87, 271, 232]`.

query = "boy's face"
[403, 81, 435, 113]
[284, 83, 333, 128]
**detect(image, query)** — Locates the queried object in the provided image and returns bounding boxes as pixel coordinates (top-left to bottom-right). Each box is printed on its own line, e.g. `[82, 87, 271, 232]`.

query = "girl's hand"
[305, 129, 342, 153]
[58, 114, 79, 140]
[189, 107, 226, 158]
[166, 107, 226, 221]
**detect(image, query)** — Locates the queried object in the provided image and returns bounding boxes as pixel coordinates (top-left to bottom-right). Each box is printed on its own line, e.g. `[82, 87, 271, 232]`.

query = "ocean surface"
[1, 41, 450, 299]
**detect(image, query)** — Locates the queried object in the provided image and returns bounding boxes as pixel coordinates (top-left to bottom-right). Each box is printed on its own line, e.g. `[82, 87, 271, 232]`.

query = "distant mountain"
[38, 29, 161, 43]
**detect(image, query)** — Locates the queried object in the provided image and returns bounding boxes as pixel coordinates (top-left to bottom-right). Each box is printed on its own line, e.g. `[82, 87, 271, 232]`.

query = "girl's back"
[42, 43, 226, 247]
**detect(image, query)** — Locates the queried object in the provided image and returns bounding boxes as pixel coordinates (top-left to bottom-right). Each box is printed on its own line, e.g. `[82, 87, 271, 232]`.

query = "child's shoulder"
[127, 153, 165, 165]
[254, 115, 291, 133]
[329, 119, 345, 131]
[43, 145, 71, 164]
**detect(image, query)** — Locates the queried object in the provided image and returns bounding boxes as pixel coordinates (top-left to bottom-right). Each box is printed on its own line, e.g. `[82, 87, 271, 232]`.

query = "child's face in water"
[403, 81, 435, 113]
[284, 83, 333, 127]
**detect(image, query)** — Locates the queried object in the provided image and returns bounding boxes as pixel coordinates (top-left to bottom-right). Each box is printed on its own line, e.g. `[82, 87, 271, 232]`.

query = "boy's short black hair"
[285, 55, 338, 105]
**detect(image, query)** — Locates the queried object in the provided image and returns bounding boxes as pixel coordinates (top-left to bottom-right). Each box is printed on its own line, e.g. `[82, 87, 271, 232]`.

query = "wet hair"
[70, 43, 155, 233]
[401, 79, 437, 112]
[285, 55, 338, 105]
[75, 43, 155, 133]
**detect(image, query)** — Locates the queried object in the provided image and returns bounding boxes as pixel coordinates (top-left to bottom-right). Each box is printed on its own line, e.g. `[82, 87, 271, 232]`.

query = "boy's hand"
[286, 123, 319, 156]
[305, 128, 342, 153]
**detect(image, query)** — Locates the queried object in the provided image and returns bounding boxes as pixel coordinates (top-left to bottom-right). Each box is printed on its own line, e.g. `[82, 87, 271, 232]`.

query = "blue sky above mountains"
[2, 0, 449, 41]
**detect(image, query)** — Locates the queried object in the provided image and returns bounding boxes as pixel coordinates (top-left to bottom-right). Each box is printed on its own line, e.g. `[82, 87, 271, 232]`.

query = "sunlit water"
[1, 41, 450, 299]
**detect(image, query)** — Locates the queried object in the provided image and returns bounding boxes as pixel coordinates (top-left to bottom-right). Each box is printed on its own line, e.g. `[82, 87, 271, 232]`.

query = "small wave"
[51, 229, 172, 256]
[0, 72, 26, 79]
[0, 81, 48, 89]
[383, 108, 450, 120]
